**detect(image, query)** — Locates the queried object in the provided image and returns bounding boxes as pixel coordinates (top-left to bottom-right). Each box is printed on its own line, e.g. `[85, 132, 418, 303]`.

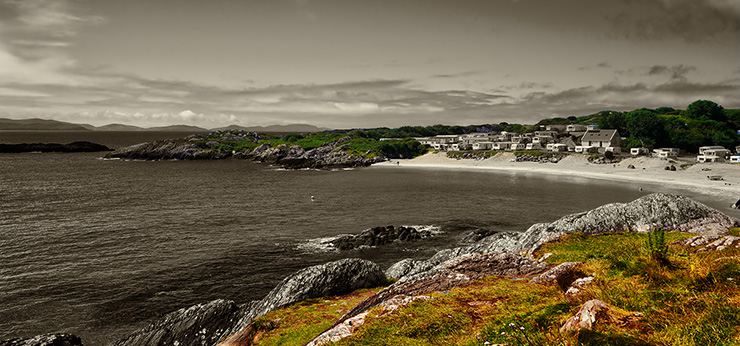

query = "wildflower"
[509, 322, 516, 327]
[520, 326, 525, 330]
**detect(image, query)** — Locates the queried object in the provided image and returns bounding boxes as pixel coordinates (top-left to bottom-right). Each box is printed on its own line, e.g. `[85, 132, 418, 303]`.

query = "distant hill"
[212, 124, 331, 133]
[147, 125, 209, 132]
[96, 123, 147, 131]
[0, 118, 92, 131]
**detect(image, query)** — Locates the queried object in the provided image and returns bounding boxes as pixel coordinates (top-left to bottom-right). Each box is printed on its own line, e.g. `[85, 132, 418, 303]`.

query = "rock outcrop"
[0, 333, 83, 346]
[105, 136, 230, 160]
[0, 141, 112, 153]
[328, 226, 435, 251]
[113, 258, 385, 346]
[105, 135, 386, 169]
[386, 193, 738, 281]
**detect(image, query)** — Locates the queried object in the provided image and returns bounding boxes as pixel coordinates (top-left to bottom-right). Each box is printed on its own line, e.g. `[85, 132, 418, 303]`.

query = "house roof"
[581, 129, 618, 142]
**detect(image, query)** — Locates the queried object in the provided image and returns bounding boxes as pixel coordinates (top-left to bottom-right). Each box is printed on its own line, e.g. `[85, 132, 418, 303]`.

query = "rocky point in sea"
[105, 135, 385, 169]
[5, 193, 738, 346]
[0, 141, 112, 153]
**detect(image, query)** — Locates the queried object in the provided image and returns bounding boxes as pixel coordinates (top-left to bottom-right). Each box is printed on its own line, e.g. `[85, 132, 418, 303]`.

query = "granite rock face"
[112, 258, 385, 346]
[387, 193, 738, 281]
[0, 334, 83, 346]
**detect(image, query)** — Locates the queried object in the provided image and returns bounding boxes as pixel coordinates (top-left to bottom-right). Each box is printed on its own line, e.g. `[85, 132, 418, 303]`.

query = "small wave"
[296, 236, 342, 252]
[402, 225, 443, 235]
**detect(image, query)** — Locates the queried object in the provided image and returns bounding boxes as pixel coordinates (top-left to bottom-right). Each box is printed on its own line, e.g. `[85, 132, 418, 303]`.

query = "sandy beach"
[375, 152, 740, 207]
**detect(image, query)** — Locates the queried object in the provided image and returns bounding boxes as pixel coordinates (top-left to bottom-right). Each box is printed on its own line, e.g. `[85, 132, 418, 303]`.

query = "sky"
[0, 0, 738, 129]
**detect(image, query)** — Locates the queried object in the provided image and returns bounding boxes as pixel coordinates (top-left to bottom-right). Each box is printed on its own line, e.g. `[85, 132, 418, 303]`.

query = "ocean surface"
[0, 131, 732, 345]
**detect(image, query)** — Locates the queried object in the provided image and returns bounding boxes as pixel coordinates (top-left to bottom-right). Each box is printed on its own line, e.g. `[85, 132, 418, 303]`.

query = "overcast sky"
[1, 0, 738, 128]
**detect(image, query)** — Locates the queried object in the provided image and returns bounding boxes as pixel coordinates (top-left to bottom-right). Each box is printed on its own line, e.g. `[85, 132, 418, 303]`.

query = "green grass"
[233, 230, 740, 346]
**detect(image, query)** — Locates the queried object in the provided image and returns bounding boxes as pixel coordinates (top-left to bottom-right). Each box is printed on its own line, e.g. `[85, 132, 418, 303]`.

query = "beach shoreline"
[373, 152, 740, 207]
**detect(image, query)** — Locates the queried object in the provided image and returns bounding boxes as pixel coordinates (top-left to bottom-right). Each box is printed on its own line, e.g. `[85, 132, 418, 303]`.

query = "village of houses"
[408, 124, 740, 164]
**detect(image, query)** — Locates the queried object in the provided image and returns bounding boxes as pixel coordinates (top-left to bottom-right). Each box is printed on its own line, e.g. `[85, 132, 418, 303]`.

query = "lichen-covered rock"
[673, 235, 740, 252]
[529, 262, 584, 286]
[0, 333, 83, 346]
[384, 258, 434, 280]
[560, 299, 611, 332]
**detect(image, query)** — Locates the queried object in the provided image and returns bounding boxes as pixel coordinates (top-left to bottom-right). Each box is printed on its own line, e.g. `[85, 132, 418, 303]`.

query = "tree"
[686, 100, 726, 122]
[626, 109, 667, 148]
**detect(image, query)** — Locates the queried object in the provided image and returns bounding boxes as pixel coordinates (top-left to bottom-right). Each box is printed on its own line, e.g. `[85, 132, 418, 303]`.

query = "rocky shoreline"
[104, 135, 386, 169]
[4, 193, 738, 346]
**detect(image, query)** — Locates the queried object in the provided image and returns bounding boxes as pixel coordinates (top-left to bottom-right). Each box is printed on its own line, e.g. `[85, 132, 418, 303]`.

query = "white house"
[580, 129, 620, 153]
[472, 141, 494, 150]
[493, 142, 513, 151]
[566, 124, 587, 132]
[510, 143, 527, 150]
[630, 147, 649, 156]
[699, 146, 727, 155]
[545, 125, 567, 132]
[652, 148, 679, 159]
[575, 146, 599, 153]
[526, 143, 543, 150]
[549, 143, 568, 152]
[730, 155, 740, 163]
[697, 148, 731, 163]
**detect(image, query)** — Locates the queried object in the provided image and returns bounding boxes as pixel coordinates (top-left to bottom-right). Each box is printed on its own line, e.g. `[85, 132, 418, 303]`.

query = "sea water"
[0, 132, 731, 345]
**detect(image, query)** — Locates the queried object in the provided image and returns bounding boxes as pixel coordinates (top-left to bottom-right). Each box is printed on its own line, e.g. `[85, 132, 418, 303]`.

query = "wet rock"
[330, 226, 434, 251]
[0, 334, 83, 346]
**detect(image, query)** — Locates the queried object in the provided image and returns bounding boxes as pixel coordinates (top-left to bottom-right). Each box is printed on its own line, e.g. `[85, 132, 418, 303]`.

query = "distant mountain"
[96, 123, 147, 131]
[147, 125, 209, 132]
[0, 118, 92, 131]
[212, 124, 331, 133]
[0, 118, 325, 133]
